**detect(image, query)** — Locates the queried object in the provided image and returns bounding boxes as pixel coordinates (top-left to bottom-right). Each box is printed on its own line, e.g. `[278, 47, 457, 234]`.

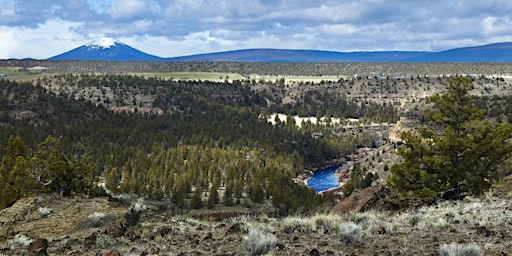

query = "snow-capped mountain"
[48, 38, 512, 62]
[48, 37, 163, 61]
[85, 37, 125, 49]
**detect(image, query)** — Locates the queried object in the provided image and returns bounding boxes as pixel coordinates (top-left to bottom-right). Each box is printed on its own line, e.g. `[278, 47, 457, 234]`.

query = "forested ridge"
[4, 59, 512, 76]
[0, 74, 397, 213]
[2, 70, 511, 214]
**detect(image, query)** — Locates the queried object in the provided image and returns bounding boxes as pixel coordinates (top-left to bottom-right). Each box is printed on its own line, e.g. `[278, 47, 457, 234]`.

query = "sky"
[1, 0, 512, 59]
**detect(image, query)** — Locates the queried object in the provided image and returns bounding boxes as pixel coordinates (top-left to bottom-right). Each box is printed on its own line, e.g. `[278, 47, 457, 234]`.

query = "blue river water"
[307, 165, 341, 193]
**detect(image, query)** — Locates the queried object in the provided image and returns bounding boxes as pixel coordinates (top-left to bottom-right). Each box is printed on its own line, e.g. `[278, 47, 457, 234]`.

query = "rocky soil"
[1, 185, 511, 256]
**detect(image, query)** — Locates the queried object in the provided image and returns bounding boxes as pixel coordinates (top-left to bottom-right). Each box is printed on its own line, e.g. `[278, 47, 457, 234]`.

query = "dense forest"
[3, 59, 512, 77]
[0, 74, 397, 213]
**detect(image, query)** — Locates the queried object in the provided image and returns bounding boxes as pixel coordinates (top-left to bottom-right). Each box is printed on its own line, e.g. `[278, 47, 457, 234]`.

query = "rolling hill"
[405, 42, 512, 62]
[48, 39, 512, 62]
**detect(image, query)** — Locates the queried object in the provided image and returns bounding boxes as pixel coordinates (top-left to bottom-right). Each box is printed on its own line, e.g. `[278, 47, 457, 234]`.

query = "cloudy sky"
[1, 0, 512, 59]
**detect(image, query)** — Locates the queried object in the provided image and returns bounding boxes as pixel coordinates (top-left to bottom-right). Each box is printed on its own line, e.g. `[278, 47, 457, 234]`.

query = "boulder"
[104, 249, 121, 256]
[27, 238, 48, 256]
[330, 185, 397, 215]
[105, 224, 126, 238]
[83, 233, 97, 250]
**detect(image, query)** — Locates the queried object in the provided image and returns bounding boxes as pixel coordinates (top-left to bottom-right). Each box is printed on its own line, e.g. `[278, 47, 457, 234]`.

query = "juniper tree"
[388, 77, 512, 198]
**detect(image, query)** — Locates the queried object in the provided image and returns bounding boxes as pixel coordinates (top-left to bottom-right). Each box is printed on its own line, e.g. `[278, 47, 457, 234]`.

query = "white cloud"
[2, 0, 512, 58]
[107, 0, 149, 20]
[0, 19, 84, 59]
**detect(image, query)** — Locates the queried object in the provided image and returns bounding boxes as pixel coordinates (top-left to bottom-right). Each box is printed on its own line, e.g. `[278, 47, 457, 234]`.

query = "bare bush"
[339, 222, 362, 245]
[242, 227, 277, 255]
[439, 243, 482, 256]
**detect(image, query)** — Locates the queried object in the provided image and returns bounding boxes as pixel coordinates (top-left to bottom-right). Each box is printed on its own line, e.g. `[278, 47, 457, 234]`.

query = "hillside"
[167, 42, 512, 62]
[406, 42, 512, 62]
[166, 49, 428, 62]
[0, 192, 510, 255]
[0, 65, 511, 255]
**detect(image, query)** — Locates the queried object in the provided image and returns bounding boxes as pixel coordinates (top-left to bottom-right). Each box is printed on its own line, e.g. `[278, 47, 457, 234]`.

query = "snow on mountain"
[85, 37, 125, 49]
[48, 38, 163, 61]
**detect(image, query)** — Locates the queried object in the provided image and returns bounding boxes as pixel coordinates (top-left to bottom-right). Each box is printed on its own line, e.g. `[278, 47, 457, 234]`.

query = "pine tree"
[190, 187, 203, 209]
[223, 182, 234, 206]
[0, 135, 30, 208]
[388, 77, 512, 198]
[207, 184, 219, 209]
[248, 179, 264, 203]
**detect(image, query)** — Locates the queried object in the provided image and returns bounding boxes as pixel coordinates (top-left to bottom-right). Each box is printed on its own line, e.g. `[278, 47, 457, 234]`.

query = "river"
[306, 165, 341, 193]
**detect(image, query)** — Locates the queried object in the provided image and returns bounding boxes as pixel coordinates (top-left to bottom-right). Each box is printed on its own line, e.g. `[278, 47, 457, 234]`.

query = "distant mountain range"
[48, 38, 512, 62]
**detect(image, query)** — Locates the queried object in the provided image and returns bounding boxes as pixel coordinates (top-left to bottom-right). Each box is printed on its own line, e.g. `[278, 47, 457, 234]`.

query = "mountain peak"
[48, 37, 162, 61]
[85, 37, 124, 49]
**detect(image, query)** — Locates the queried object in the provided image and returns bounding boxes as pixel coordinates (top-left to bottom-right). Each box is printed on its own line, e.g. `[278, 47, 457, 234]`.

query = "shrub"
[242, 228, 277, 256]
[408, 214, 421, 227]
[124, 201, 146, 227]
[37, 207, 52, 218]
[133, 201, 146, 212]
[341, 180, 355, 196]
[312, 215, 341, 234]
[10, 235, 33, 247]
[115, 194, 131, 205]
[281, 217, 314, 234]
[339, 222, 362, 245]
[76, 212, 116, 229]
[438, 243, 482, 256]
[89, 212, 106, 223]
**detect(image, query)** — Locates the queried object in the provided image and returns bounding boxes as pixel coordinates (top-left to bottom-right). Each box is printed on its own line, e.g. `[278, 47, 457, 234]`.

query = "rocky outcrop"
[388, 121, 405, 143]
[329, 185, 399, 215]
[491, 173, 512, 197]
[0, 197, 39, 241]
[104, 249, 121, 256]
[27, 238, 48, 256]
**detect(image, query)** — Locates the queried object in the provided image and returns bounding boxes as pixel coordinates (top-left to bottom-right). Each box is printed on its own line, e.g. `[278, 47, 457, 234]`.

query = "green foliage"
[207, 184, 219, 209]
[32, 135, 97, 196]
[0, 74, 397, 213]
[248, 179, 265, 204]
[388, 77, 512, 198]
[350, 163, 376, 190]
[341, 180, 355, 196]
[0, 135, 98, 209]
[190, 188, 203, 209]
[223, 182, 234, 206]
[0, 135, 31, 208]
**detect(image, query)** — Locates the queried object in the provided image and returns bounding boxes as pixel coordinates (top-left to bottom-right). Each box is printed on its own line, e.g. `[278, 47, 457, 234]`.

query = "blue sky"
[1, 0, 512, 59]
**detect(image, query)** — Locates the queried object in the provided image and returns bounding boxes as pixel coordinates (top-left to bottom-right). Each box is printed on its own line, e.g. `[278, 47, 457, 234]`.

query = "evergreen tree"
[207, 184, 219, 209]
[223, 182, 234, 206]
[388, 77, 512, 198]
[0, 135, 30, 208]
[190, 188, 203, 209]
[248, 179, 265, 203]
[31, 135, 97, 196]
